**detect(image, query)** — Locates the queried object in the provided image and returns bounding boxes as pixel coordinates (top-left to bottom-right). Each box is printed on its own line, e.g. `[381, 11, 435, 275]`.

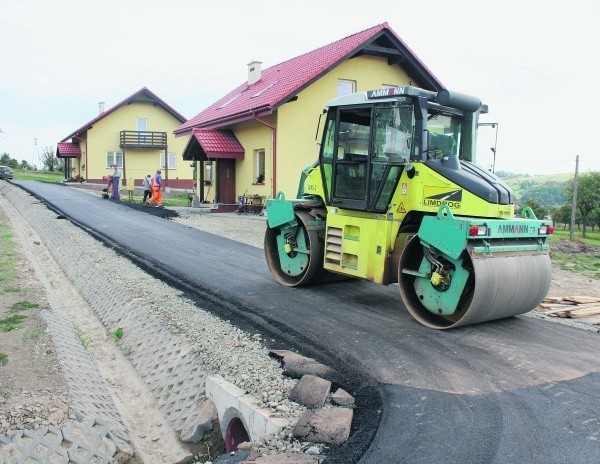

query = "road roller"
[264, 86, 554, 329]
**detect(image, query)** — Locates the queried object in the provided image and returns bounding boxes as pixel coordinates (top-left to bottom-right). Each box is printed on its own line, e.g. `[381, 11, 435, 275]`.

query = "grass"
[0, 352, 7, 365]
[550, 227, 600, 246]
[548, 228, 600, 278]
[12, 169, 64, 183]
[23, 327, 45, 342]
[0, 314, 27, 332]
[74, 327, 90, 349]
[110, 327, 123, 340]
[0, 222, 17, 286]
[549, 251, 600, 279]
[4, 286, 21, 293]
[122, 191, 191, 207]
[10, 300, 40, 312]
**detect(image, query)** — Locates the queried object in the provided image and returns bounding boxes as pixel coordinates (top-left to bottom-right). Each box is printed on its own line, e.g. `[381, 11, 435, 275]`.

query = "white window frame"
[337, 79, 356, 97]
[160, 152, 177, 170]
[106, 151, 123, 167]
[203, 162, 213, 184]
[137, 118, 148, 131]
[254, 149, 265, 184]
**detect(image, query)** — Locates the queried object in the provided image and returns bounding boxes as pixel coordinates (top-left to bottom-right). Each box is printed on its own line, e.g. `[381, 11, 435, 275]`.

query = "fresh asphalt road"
[13, 181, 600, 464]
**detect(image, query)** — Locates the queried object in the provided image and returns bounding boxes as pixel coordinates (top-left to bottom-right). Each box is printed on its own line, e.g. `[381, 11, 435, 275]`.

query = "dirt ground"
[1, 188, 599, 462]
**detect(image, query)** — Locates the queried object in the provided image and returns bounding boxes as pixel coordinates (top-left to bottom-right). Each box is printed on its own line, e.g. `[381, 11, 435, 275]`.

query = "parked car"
[0, 165, 14, 180]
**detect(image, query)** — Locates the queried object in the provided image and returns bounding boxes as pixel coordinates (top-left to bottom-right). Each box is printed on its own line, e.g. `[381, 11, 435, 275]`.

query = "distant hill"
[496, 172, 572, 207]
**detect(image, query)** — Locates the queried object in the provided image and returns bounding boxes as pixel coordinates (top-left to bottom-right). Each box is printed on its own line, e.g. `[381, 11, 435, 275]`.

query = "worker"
[147, 170, 163, 206]
[111, 164, 121, 201]
[142, 174, 152, 203]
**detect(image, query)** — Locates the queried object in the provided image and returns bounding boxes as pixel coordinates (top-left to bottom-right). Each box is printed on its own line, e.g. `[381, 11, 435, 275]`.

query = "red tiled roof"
[56, 142, 81, 158]
[193, 130, 244, 156]
[175, 22, 442, 135]
[182, 129, 245, 160]
[60, 87, 187, 143]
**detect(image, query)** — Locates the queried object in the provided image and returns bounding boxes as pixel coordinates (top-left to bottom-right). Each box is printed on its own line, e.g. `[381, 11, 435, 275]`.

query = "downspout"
[252, 116, 276, 198]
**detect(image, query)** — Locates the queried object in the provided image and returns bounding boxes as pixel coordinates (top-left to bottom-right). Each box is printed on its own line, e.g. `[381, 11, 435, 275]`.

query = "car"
[0, 165, 14, 180]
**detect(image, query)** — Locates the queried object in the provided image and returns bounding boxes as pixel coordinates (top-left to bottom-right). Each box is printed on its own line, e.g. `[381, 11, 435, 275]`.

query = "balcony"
[120, 131, 167, 149]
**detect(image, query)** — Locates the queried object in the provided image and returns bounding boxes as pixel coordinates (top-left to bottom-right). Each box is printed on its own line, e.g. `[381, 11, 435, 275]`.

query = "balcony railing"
[120, 131, 167, 149]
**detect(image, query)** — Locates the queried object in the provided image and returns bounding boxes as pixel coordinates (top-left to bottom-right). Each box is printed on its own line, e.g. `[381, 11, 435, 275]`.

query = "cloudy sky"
[1, 0, 598, 175]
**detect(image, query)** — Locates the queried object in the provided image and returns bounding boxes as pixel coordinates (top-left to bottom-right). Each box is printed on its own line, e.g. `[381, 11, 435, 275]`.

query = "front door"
[217, 158, 236, 204]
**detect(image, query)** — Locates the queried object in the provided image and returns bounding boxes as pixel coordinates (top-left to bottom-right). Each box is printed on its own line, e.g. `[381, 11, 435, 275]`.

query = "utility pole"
[569, 155, 579, 241]
[32, 138, 40, 169]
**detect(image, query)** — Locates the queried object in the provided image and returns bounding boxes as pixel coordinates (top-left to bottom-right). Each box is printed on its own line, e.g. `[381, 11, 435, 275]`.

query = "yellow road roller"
[264, 87, 554, 329]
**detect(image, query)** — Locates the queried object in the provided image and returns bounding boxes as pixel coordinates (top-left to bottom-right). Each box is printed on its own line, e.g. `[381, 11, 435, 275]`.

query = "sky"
[1, 0, 599, 175]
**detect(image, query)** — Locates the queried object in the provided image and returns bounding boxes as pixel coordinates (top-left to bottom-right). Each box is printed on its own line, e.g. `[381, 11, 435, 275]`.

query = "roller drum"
[399, 237, 552, 329]
[264, 210, 326, 286]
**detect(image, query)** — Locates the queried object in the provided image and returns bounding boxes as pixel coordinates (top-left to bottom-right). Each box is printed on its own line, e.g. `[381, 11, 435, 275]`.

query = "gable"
[61, 87, 187, 142]
[175, 22, 442, 135]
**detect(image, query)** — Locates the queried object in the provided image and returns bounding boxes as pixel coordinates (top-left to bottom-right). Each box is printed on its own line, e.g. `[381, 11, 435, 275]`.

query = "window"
[137, 118, 148, 131]
[160, 152, 177, 170]
[204, 162, 213, 184]
[137, 118, 148, 144]
[106, 151, 123, 167]
[337, 79, 356, 97]
[254, 149, 265, 183]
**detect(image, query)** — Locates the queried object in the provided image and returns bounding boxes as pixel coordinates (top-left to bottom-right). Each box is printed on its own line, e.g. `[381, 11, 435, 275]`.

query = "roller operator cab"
[264, 86, 554, 329]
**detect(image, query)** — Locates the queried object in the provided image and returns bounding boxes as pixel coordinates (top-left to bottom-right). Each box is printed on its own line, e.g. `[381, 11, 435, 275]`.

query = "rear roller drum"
[399, 236, 552, 329]
[264, 210, 325, 286]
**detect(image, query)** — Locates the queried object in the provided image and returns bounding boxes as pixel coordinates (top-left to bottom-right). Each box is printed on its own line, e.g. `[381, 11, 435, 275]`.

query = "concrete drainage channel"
[0, 184, 357, 464]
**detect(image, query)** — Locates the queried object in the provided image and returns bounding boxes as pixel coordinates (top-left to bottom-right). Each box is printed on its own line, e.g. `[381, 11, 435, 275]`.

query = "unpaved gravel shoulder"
[0, 187, 192, 463]
[0, 196, 72, 434]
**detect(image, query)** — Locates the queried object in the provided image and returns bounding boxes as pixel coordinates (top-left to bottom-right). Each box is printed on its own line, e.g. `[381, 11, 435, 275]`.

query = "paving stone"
[269, 350, 333, 380]
[288, 375, 331, 409]
[292, 408, 353, 446]
[331, 388, 355, 407]
[251, 453, 324, 463]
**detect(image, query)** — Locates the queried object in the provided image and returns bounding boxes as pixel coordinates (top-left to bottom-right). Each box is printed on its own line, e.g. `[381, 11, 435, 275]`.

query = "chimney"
[247, 60, 262, 86]
[99, 102, 105, 114]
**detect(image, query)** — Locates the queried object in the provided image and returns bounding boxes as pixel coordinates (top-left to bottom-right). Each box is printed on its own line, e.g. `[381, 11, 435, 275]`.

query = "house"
[175, 22, 443, 206]
[56, 87, 189, 189]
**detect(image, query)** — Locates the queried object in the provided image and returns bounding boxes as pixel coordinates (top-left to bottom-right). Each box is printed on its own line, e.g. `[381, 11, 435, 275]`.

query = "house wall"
[232, 117, 275, 200]
[80, 102, 189, 187]
[227, 55, 414, 201]
[273, 55, 413, 199]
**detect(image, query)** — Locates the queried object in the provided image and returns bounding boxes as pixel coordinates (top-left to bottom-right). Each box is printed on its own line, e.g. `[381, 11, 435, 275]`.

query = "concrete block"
[206, 375, 289, 444]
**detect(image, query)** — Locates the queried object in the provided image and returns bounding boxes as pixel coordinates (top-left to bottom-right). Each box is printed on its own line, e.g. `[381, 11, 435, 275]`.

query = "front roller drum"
[399, 237, 552, 329]
[264, 210, 325, 286]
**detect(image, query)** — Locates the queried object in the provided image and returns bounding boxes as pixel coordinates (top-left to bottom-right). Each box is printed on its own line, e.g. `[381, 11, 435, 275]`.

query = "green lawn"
[550, 227, 600, 246]
[12, 169, 64, 183]
[11, 170, 190, 206]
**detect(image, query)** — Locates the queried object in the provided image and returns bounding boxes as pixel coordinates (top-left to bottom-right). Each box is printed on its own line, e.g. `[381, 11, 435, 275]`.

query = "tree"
[566, 172, 600, 237]
[19, 160, 31, 170]
[551, 205, 572, 228]
[523, 198, 546, 220]
[41, 146, 62, 172]
[0, 153, 9, 165]
[590, 207, 600, 232]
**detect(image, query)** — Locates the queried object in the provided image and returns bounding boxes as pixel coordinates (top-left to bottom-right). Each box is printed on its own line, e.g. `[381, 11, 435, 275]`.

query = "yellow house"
[175, 22, 444, 207]
[56, 87, 190, 189]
